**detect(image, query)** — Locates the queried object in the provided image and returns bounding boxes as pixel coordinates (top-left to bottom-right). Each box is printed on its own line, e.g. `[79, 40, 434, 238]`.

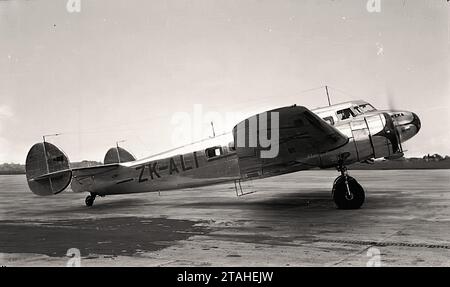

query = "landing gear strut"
[85, 193, 96, 207]
[332, 156, 365, 209]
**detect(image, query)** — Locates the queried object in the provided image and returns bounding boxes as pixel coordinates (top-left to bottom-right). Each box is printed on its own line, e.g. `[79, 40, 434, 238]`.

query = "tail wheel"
[332, 175, 365, 209]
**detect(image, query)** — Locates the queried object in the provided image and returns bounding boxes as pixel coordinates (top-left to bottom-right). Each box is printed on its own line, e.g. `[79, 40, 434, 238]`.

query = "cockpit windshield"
[336, 108, 356, 120]
[354, 103, 376, 113]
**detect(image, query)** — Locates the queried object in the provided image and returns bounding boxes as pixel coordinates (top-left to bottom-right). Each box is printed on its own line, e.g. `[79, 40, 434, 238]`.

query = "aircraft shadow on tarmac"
[37, 186, 411, 217]
[0, 188, 420, 259]
[171, 188, 409, 211]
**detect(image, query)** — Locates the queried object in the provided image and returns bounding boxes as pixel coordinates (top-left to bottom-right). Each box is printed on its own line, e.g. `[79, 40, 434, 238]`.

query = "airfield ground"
[1, 170, 449, 266]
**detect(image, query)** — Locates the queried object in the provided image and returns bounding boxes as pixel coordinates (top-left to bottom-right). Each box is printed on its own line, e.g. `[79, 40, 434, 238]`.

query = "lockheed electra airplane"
[25, 100, 421, 209]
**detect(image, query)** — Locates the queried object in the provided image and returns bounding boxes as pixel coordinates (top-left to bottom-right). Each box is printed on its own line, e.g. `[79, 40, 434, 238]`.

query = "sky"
[0, 0, 448, 163]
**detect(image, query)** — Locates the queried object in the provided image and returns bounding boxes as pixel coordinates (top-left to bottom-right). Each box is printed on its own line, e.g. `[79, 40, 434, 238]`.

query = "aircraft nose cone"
[412, 112, 421, 133]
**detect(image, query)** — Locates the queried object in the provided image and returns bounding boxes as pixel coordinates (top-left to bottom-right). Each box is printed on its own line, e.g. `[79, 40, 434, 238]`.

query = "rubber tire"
[85, 195, 95, 207]
[332, 175, 365, 209]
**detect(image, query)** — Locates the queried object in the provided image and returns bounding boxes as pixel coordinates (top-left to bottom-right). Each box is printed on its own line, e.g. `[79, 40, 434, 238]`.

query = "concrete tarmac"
[0, 170, 449, 266]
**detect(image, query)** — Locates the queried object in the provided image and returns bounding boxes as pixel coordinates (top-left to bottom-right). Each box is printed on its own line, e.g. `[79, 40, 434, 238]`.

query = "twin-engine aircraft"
[25, 100, 421, 209]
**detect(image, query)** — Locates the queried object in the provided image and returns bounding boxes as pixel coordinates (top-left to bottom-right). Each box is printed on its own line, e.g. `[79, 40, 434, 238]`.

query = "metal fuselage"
[70, 101, 421, 196]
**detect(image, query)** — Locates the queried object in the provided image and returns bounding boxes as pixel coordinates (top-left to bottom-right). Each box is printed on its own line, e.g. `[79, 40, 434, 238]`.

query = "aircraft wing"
[233, 105, 348, 178]
[275, 105, 349, 154]
[234, 105, 348, 156]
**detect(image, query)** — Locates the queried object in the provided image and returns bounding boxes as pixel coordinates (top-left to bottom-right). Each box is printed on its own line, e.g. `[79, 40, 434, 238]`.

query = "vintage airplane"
[25, 100, 421, 209]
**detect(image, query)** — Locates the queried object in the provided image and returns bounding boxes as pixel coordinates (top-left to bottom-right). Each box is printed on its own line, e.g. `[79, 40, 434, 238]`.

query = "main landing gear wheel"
[332, 175, 365, 209]
[332, 154, 365, 209]
[85, 194, 96, 207]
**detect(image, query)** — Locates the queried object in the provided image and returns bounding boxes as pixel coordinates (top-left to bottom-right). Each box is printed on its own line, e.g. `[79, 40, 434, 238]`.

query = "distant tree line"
[350, 154, 450, 170]
[0, 155, 449, 175]
[0, 163, 26, 174]
[422, 154, 450, 161]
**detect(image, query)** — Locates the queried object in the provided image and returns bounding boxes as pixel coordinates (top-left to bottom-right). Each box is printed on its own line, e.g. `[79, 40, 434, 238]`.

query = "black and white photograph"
[0, 0, 449, 271]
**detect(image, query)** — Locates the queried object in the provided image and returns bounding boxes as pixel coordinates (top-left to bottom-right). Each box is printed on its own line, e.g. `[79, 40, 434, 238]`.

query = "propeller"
[384, 88, 404, 155]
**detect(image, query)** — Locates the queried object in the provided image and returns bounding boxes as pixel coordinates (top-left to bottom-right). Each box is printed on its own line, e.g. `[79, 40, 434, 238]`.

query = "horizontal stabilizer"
[70, 163, 121, 193]
[72, 163, 120, 177]
[30, 169, 72, 181]
[30, 163, 121, 181]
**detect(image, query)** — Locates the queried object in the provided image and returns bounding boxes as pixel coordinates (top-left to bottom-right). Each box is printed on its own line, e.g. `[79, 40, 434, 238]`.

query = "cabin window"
[322, 116, 335, 125]
[336, 108, 356, 120]
[205, 146, 223, 158]
[357, 104, 376, 113]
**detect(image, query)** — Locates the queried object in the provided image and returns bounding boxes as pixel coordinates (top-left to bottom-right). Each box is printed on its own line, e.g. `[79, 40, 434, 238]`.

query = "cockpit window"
[336, 108, 356, 120]
[356, 104, 376, 113]
[354, 106, 363, 114]
[352, 107, 363, 115]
